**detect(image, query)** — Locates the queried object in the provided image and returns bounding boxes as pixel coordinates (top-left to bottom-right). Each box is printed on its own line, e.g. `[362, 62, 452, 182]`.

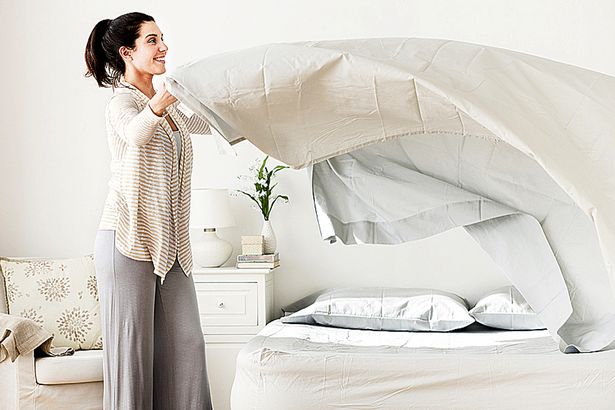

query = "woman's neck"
[123, 70, 155, 98]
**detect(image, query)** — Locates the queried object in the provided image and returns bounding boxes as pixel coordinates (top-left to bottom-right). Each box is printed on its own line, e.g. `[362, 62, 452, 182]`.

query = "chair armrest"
[0, 349, 37, 410]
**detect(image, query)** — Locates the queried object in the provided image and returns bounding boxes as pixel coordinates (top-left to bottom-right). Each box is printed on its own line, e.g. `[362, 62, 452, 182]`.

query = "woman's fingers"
[148, 81, 177, 115]
[153, 81, 177, 107]
[161, 81, 177, 104]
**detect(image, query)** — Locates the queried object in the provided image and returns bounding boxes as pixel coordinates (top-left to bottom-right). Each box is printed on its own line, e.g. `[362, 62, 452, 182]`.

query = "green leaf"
[271, 165, 289, 175]
[237, 190, 264, 214]
[269, 194, 289, 216]
[258, 156, 269, 179]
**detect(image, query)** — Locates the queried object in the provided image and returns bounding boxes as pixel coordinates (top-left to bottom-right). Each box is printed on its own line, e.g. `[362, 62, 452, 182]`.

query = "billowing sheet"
[231, 320, 615, 410]
[310, 133, 615, 353]
[166, 38, 615, 352]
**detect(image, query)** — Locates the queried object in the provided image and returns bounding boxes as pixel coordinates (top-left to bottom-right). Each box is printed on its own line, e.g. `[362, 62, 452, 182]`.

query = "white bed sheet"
[231, 319, 615, 409]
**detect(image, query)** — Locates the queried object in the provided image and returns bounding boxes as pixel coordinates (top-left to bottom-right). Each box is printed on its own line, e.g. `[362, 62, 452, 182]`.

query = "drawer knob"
[217, 301, 225, 309]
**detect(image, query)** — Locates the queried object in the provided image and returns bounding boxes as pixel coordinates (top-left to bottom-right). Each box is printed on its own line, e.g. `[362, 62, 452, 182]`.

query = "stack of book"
[236, 252, 280, 269]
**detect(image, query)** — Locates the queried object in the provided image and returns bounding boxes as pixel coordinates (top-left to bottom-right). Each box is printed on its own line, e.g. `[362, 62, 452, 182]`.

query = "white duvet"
[231, 320, 615, 410]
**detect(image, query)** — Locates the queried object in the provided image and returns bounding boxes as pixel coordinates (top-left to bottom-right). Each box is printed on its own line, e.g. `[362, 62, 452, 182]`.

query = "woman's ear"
[119, 46, 133, 62]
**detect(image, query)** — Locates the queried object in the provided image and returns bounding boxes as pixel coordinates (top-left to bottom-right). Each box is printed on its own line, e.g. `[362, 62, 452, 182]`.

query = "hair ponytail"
[84, 19, 113, 87]
[84, 12, 155, 88]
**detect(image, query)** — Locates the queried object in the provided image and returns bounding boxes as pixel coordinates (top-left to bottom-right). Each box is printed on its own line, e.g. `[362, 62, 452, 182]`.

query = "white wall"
[2, 0, 614, 311]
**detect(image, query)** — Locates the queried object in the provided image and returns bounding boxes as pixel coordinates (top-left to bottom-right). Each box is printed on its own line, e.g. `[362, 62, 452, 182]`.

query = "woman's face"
[121, 21, 168, 76]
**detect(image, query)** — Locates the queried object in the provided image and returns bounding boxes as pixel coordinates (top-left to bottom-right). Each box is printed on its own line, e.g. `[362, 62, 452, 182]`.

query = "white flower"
[258, 190, 268, 198]
[248, 158, 262, 172]
[257, 178, 267, 185]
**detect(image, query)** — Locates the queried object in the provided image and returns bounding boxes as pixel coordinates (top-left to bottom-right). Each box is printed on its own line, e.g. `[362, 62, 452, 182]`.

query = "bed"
[165, 37, 615, 408]
[231, 319, 615, 410]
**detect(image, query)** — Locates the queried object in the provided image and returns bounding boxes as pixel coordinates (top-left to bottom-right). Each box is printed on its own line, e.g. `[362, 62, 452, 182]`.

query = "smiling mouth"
[154, 57, 166, 64]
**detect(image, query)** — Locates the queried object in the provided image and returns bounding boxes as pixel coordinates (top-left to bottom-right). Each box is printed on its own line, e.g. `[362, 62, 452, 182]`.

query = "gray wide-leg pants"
[94, 229, 213, 410]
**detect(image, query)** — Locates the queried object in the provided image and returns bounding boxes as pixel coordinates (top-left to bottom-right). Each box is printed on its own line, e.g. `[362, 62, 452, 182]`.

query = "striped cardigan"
[98, 78, 211, 284]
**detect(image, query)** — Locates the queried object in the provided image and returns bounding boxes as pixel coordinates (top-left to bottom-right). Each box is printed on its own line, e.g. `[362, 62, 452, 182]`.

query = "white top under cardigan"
[98, 77, 211, 284]
[172, 130, 182, 167]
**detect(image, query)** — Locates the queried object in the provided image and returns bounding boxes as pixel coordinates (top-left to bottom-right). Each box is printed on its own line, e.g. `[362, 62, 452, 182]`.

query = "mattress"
[231, 320, 615, 409]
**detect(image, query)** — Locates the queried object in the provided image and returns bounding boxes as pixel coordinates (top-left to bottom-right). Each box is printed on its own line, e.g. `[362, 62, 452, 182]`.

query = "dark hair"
[84, 12, 155, 88]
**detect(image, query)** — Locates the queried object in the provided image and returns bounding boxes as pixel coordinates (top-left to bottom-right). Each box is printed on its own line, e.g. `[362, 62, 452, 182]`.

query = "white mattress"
[231, 319, 615, 409]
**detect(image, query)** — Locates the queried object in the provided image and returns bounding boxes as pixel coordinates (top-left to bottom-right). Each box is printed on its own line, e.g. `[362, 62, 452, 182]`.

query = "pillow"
[281, 289, 331, 317]
[470, 286, 545, 330]
[281, 287, 475, 332]
[0, 255, 103, 350]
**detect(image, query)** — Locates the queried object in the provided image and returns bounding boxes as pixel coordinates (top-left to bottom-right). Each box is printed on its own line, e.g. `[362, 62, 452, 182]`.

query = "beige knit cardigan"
[98, 78, 211, 284]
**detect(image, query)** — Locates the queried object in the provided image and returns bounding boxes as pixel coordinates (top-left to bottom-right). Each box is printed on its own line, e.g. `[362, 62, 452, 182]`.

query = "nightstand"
[192, 266, 276, 410]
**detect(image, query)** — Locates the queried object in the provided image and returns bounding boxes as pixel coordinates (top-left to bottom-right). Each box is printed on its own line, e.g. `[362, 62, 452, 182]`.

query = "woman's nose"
[159, 41, 168, 52]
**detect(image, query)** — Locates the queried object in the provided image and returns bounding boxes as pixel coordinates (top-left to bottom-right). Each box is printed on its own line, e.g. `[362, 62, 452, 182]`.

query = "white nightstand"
[192, 266, 277, 410]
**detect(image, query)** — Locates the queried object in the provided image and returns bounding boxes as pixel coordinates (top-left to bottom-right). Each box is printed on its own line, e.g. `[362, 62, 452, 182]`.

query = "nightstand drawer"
[195, 282, 258, 326]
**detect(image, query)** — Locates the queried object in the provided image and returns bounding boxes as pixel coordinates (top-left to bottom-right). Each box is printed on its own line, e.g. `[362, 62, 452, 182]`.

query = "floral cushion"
[0, 255, 102, 350]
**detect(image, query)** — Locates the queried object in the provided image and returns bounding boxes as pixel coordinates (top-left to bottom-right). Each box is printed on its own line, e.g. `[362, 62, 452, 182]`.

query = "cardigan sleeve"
[106, 93, 166, 146]
[173, 104, 212, 135]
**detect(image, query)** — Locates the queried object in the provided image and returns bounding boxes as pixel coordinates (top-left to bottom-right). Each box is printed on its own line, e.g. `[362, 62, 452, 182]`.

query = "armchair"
[0, 260, 103, 410]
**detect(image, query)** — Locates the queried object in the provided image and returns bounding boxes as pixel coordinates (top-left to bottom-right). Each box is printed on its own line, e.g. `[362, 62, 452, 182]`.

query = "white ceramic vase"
[261, 219, 277, 254]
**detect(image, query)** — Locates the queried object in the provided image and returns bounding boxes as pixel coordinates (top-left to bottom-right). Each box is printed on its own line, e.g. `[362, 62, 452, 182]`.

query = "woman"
[85, 12, 213, 410]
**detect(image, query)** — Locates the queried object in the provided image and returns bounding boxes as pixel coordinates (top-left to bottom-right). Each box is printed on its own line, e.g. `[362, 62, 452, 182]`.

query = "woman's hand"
[148, 81, 177, 116]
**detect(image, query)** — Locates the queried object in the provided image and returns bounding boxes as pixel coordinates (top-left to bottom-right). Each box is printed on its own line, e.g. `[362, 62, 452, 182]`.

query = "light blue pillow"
[281, 287, 475, 332]
[470, 286, 545, 330]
